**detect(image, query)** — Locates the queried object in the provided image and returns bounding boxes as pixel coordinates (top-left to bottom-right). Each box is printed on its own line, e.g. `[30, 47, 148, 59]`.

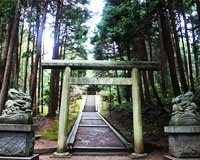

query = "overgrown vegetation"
[36, 99, 81, 141]
[38, 113, 78, 141]
[100, 93, 169, 149]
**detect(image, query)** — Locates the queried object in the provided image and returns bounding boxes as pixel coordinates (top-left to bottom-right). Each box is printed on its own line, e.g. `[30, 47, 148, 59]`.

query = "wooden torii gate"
[42, 60, 160, 157]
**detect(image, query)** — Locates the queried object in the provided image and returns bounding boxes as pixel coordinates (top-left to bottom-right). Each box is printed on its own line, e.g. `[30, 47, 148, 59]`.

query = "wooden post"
[131, 68, 144, 155]
[56, 67, 71, 155]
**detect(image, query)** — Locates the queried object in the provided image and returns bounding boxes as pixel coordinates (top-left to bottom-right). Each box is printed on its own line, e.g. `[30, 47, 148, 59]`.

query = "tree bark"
[0, 21, 2, 46]
[12, 27, 19, 87]
[148, 39, 163, 107]
[30, 0, 48, 105]
[179, 19, 189, 80]
[125, 45, 131, 102]
[196, 0, 200, 20]
[168, 1, 188, 92]
[112, 43, 121, 104]
[17, 9, 26, 84]
[22, 11, 32, 92]
[115, 70, 121, 104]
[138, 72, 144, 105]
[142, 71, 150, 102]
[30, 5, 39, 93]
[38, 58, 42, 113]
[192, 23, 199, 79]
[0, 0, 21, 114]
[181, 5, 194, 91]
[159, 9, 181, 96]
[136, 36, 150, 102]
[157, 16, 167, 96]
[0, 22, 13, 90]
[48, 0, 62, 117]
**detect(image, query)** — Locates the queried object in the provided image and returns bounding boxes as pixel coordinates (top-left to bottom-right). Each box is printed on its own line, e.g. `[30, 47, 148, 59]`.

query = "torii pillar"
[131, 68, 147, 158]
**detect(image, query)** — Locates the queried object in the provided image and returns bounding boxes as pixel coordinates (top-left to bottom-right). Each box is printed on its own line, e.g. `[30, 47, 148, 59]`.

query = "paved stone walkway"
[73, 95, 127, 153]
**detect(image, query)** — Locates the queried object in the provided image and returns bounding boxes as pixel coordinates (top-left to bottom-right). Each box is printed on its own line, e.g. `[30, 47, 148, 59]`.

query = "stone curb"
[34, 147, 57, 154]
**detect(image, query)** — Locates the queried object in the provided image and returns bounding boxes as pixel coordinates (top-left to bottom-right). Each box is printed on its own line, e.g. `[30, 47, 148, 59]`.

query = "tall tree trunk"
[192, 23, 199, 80]
[158, 16, 167, 96]
[113, 43, 121, 104]
[148, 39, 163, 107]
[182, 5, 194, 91]
[58, 36, 67, 110]
[38, 58, 42, 114]
[125, 45, 131, 102]
[41, 67, 44, 113]
[115, 70, 121, 104]
[196, 0, 200, 20]
[136, 36, 150, 102]
[12, 27, 19, 87]
[139, 72, 144, 104]
[57, 33, 64, 109]
[0, 21, 2, 47]
[17, 9, 25, 83]
[0, 0, 21, 114]
[159, 9, 180, 96]
[142, 72, 150, 101]
[48, 0, 62, 117]
[29, 24, 35, 92]
[22, 13, 32, 92]
[168, 1, 188, 92]
[0, 22, 13, 90]
[179, 19, 189, 80]
[30, 0, 48, 105]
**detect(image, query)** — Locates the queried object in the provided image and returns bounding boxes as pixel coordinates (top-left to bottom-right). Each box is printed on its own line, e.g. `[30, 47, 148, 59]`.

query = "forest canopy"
[0, 0, 200, 117]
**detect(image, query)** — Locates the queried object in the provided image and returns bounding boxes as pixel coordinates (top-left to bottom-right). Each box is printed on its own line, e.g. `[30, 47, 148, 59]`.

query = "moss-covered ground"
[36, 99, 81, 141]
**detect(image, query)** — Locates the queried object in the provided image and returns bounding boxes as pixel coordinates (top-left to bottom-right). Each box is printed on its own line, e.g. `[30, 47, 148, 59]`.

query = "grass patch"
[39, 105, 48, 115]
[38, 99, 81, 141]
[39, 112, 78, 141]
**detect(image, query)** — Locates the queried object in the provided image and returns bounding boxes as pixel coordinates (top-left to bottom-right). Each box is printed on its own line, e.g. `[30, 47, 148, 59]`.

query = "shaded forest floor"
[101, 105, 168, 153]
[34, 113, 169, 159]
[34, 100, 169, 159]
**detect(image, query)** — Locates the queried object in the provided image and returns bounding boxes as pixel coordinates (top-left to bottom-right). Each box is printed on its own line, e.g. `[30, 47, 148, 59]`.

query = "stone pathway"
[73, 95, 127, 154]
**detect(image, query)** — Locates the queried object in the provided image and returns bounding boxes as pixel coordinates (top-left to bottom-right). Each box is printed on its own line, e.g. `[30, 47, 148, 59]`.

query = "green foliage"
[113, 101, 133, 117]
[39, 105, 48, 115]
[71, 103, 80, 112]
[22, 51, 33, 58]
[39, 112, 78, 141]
[43, 70, 51, 106]
[39, 120, 59, 141]
[38, 98, 81, 141]
[0, 0, 17, 24]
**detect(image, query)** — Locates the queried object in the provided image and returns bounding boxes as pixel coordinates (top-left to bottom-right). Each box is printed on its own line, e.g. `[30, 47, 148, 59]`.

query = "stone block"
[0, 154, 39, 160]
[164, 155, 200, 160]
[0, 124, 38, 157]
[165, 126, 200, 158]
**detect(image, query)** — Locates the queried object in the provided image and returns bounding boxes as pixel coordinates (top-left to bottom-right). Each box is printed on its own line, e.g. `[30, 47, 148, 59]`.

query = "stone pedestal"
[164, 155, 200, 160]
[164, 126, 200, 158]
[0, 154, 39, 160]
[0, 124, 38, 160]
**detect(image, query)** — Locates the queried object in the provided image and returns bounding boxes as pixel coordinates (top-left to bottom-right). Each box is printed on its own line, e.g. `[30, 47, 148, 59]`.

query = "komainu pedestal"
[0, 124, 37, 157]
[164, 126, 200, 158]
[165, 92, 200, 159]
[0, 89, 39, 160]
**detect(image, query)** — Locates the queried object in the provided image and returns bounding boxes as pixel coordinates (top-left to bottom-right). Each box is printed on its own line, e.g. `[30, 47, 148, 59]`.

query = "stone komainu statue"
[169, 91, 200, 126]
[0, 88, 33, 124]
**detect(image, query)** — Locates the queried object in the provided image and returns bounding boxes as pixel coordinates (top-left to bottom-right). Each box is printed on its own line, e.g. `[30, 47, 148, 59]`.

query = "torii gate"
[42, 60, 160, 157]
